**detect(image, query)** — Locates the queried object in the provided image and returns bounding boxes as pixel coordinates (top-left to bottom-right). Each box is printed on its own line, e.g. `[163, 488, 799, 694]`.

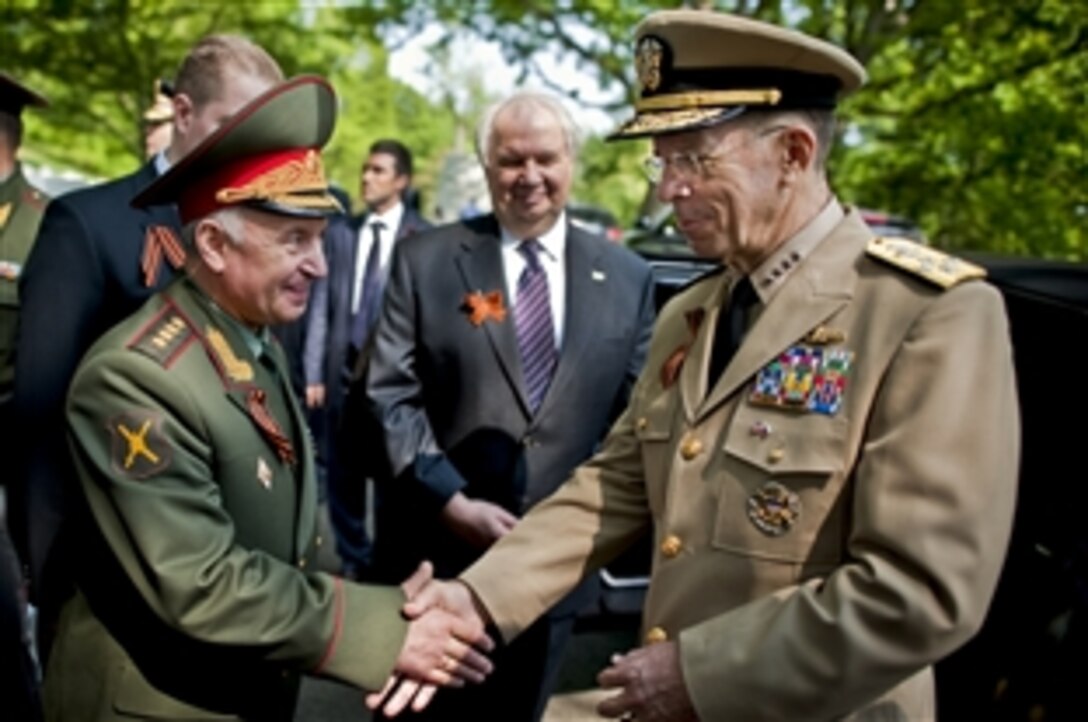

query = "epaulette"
[127, 308, 194, 369]
[866, 236, 986, 289]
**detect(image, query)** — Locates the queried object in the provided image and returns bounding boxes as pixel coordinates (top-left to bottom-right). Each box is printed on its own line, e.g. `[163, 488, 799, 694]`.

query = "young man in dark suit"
[364, 92, 656, 721]
[10, 34, 284, 662]
[303, 139, 431, 580]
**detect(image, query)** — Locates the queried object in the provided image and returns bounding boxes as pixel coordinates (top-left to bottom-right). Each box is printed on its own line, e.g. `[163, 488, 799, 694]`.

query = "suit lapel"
[135, 163, 184, 290]
[696, 215, 869, 423]
[340, 217, 363, 317]
[453, 218, 531, 415]
[534, 228, 602, 419]
[677, 272, 730, 424]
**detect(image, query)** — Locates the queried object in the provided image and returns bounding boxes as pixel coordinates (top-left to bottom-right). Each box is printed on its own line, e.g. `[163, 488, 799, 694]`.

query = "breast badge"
[750, 344, 853, 415]
[257, 457, 273, 490]
[109, 410, 171, 479]
[747, 481, 802, 536]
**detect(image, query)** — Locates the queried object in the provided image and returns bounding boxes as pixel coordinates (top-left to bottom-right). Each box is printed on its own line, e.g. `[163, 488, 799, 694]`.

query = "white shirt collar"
[368, 201, 404, 235]
[498, 211, 568, 262]
[153, 149, 171, 177]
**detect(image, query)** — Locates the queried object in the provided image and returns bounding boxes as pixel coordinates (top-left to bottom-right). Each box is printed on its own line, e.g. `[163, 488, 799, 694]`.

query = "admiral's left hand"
[597, 641, 697, 722]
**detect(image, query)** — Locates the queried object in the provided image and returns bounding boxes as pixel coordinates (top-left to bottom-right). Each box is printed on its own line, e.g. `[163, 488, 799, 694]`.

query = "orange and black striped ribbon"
[246, 388, 296, 466]
[141, 225, 187, 288]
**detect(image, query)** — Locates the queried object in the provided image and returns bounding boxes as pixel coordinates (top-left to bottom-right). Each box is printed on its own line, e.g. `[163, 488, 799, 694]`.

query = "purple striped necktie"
[515, 239, 557, 413]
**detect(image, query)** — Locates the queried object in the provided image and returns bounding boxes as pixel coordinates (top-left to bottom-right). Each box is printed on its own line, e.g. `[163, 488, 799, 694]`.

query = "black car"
[586, 214, 1086, 720]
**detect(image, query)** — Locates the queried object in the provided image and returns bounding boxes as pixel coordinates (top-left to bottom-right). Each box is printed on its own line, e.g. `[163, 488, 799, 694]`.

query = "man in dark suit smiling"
[364, 91, 655, 721]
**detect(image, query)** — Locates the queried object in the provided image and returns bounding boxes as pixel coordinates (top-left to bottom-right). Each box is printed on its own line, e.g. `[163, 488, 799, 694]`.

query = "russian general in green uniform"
[44, 76, 492, 721]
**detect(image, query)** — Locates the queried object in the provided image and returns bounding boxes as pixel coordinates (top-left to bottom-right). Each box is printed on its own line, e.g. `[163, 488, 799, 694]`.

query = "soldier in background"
[142, 78, 174, 159]
[0, 70, 47, 722]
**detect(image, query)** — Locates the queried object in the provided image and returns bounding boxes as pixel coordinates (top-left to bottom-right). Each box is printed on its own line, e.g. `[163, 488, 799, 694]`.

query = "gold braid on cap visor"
[636, 88, 783, 112]
[216, 150, 334, 209]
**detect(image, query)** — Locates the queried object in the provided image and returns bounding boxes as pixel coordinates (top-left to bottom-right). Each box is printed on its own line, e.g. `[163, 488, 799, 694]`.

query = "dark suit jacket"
[363, 214, 655, 581]
[303, 207, 430, 419]
[10, 161, 180, 606]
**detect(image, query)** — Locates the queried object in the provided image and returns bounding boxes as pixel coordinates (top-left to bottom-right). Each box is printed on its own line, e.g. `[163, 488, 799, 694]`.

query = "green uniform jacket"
[0, 163, 47, 398]
[463, 208, 1020, 721]
[45, 278, 407, 721]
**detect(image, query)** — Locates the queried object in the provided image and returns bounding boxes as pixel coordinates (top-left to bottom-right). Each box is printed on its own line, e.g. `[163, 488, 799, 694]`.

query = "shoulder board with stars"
[866, 236, 986, 289]
[127, 308, 195, 369]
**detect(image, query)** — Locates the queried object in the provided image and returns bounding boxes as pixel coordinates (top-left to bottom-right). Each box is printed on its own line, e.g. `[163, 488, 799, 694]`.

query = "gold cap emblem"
[635, 36, 665, 93]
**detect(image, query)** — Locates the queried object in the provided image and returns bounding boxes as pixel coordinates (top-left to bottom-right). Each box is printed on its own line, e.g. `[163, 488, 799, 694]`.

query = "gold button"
[645, 627, 668, 644]
[315, 535, 323, 547]
[660, 534, 682, 558]
[768, 447, 785, 464]
[680, 437, 703, 460]
[297, 558, 307, 569]
[636, 417, 648, 432]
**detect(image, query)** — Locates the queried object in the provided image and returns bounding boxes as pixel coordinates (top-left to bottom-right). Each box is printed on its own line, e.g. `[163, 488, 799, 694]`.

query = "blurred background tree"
[3, 0, 1084, 258]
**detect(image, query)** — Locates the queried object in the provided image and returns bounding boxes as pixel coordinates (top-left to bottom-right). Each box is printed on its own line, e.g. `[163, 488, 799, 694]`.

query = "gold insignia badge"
[109, 411, 171, 479]
[257, 457, 273, 490]
[803, 325, 847, 345]
[747, 481, 802, 537]
[206, 327, 254, 382]
[635, 36, 665, 93]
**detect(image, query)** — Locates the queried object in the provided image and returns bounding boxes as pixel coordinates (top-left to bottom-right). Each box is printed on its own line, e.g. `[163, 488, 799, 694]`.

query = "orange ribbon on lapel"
[141, 225, 186, 288]
[660, 308, 706, 389]
[246, 388, 296, 466]
[462, 290, 507, 327]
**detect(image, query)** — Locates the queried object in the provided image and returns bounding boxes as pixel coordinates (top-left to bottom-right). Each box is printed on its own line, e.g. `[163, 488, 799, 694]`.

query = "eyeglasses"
[642, 125, 788, 184]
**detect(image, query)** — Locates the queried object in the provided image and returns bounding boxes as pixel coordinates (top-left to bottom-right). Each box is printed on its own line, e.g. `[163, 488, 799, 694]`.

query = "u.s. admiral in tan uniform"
[44, 76, 491, 721]
[394, 10, 1020, 722]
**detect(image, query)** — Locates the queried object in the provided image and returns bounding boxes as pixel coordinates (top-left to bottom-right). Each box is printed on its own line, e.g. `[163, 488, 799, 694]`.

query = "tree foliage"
[3, 0, 1084, 258]
[353, 0, 1087, 258]
[0, 1, 457, 207]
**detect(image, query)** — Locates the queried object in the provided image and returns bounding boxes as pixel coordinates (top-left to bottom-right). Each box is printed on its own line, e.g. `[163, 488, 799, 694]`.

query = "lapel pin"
[591, 270, 606, 282]
[749, 420, 772, 439]
[803, 325, 847, 345]
[257, 457, 273, 490]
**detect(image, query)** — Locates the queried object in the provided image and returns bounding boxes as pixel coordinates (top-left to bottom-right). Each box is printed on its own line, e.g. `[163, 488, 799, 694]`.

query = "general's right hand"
[440, 493, 517, 549]
[366, 569, 495, 717]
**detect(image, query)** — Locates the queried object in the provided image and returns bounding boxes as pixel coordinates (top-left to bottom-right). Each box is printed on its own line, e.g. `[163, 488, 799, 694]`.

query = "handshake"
[365, 561, 496, 717]
[365, 562, 697, 722]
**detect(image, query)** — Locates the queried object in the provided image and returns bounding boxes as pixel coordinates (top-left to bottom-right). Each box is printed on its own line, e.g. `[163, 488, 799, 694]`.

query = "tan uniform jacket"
[463, 209, 1020, 721]
[45, 278, 407, 721]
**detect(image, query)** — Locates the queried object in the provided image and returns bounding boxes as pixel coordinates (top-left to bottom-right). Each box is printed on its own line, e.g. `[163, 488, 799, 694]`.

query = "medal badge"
[751, 345, 853, 415]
